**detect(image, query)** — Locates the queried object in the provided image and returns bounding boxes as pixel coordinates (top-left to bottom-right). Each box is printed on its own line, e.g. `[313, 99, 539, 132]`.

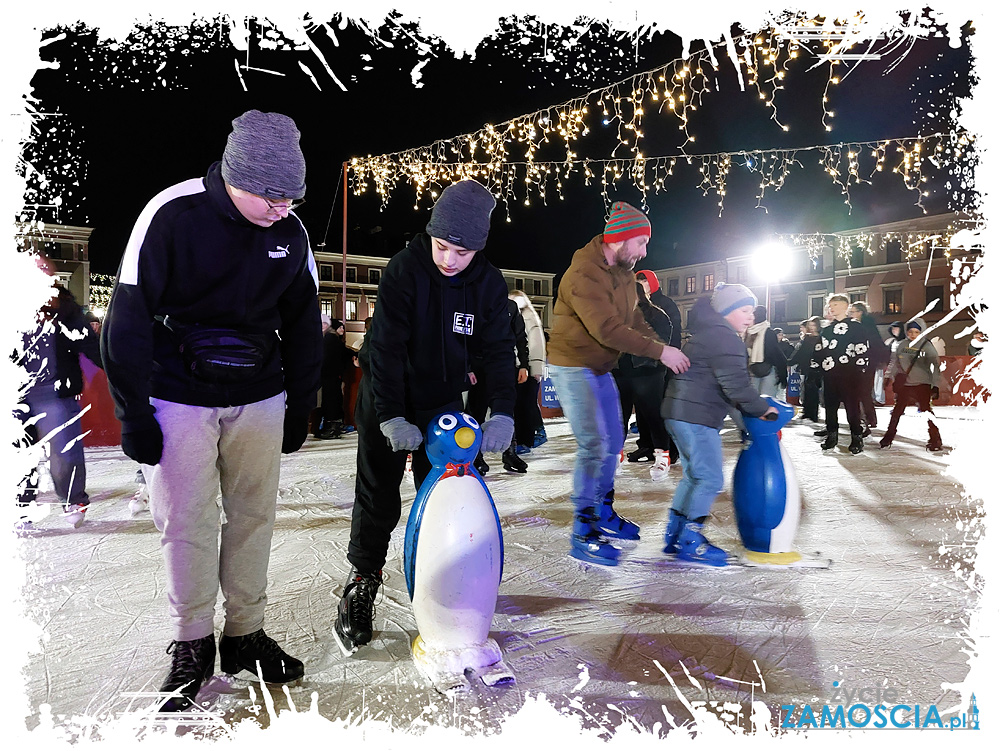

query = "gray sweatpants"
[145, 393, 285, 641]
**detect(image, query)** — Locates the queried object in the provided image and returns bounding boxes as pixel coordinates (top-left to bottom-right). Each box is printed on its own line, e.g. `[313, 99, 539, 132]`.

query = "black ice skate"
[219, 628, 304, 683]
[157, 635, 216, 713]
[501, 446, 527, 473]
[334, 568, 382, 656]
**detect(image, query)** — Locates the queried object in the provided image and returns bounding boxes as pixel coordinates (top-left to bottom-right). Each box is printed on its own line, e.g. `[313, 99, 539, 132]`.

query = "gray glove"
[480, 414, 515, 453]
[379, 417, 424, 452]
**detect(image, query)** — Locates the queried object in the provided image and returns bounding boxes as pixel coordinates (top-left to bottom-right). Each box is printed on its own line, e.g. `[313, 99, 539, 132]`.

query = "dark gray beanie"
[425, 179, 496, 251]
[221, 110, 306, 200]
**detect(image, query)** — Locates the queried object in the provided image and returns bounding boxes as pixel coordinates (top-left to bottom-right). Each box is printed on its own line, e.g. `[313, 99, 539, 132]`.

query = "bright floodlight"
[751, 243, 792, 281]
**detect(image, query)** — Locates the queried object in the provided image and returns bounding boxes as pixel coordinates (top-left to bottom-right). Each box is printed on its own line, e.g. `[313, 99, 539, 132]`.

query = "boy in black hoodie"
[101, 110, 321, 710]
[335, 179, 516, 655]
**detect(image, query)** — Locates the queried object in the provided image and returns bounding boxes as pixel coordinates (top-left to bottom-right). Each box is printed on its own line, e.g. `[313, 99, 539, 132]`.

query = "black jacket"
[747, 326, 789, 386]
[859, 312, 891, 368]
[322, 330, 350, 383]
[101, 162, 322, 429]
[359, 233, 516, 423]
[617, 286, 673, 375]
[649, 289, 682, 348]
[17, 287, 103, 401]
[790, 333, 821, 377]
[662, 297, 770, 429]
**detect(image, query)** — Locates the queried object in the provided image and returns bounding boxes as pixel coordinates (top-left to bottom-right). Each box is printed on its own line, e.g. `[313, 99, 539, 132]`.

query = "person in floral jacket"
[810, 294, 869, 454]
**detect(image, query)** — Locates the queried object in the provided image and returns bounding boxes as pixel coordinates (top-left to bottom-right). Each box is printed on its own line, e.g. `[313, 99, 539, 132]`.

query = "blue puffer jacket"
[661, 297, 770, 429]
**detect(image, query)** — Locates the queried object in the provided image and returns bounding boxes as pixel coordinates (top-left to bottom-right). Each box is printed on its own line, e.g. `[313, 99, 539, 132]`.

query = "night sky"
[21, 12, 976, 279]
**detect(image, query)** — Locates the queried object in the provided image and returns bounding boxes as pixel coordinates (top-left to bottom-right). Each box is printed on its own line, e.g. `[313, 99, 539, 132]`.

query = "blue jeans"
[548, 366, 624, 513]
[752, 368, 781, 398]
[20, 394, 89, 507]
[664, 419, 724, 520]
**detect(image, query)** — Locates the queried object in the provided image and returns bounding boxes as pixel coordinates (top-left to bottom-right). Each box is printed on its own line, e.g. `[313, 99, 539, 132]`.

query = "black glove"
[121, 416, 163, 466]
[931, 386, 940, 400]
[281, 409, 310, 454]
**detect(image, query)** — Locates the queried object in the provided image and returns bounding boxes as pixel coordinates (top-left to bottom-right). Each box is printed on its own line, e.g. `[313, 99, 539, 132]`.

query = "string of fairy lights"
[88, 273, 115, 313]
[779, 223, 978, 265]
[351, 132, 972, 220]
[347, 13, 976, 250]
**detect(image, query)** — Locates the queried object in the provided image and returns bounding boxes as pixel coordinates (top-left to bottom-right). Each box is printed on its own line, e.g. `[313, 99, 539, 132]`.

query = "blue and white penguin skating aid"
[732, 397, 831, 569]
[403, 411, 515, 695]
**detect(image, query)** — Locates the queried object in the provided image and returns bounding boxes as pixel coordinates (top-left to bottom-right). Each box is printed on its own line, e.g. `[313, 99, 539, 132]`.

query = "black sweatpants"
[348, 375, 461, 574]
[823, 368, 864, 436]
[513, 377, 542, 447]
[882, 383, 941, 446]
[859, 368, 877, 428]
[801, 372, 822, 421]
[616, 369, 674, 460]
[320, 377, 344, 425]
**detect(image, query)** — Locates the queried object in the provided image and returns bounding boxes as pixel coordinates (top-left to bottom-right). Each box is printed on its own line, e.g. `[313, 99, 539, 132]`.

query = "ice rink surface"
[10, 406, 984, 739]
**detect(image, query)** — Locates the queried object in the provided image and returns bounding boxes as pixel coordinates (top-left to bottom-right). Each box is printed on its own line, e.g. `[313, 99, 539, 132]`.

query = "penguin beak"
[455, 427, 476, 449]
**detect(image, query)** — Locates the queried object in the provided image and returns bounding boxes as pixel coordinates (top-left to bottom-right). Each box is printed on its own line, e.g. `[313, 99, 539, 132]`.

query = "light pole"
[751, 242, 792, 320]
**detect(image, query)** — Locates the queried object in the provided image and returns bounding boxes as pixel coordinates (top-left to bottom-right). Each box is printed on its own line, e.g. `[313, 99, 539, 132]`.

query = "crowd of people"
[11, 108, 982, 713]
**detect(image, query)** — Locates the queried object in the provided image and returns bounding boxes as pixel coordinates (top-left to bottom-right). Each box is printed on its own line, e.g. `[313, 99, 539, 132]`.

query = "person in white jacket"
[509, 290, 547, 453]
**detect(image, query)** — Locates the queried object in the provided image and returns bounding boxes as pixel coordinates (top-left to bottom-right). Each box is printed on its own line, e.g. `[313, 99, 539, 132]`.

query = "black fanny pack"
[158, 315, 274, 384]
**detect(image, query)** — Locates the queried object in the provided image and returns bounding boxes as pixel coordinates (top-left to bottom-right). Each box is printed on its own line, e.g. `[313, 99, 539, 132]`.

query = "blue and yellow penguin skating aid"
[403, 411, 514, 694]
[732, 397, 831, 568]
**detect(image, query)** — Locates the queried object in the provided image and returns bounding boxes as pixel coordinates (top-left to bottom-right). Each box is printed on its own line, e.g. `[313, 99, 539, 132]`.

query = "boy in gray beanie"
[880, 318, 944, 450]
[659, 283, 776, 566]
[334, 178, 517, 655]
[101, 109, 321, 711]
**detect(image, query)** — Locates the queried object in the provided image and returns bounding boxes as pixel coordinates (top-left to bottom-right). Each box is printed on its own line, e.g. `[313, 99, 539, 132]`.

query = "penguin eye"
[438, 414, 458, 431]
[462, 414, 479, 429]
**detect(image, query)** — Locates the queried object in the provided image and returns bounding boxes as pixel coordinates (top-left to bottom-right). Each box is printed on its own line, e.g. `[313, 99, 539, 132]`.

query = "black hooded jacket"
[661, 297, 770, 429]
[17, 286, 103, 401]
[359, 233, 516, 424]
[101, 161, 322, 429]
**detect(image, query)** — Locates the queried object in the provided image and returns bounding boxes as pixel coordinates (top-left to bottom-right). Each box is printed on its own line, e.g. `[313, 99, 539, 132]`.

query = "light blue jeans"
[664, 419, 725, 520]
[547, 366, 624, 514]
[752, 367, 781, 398]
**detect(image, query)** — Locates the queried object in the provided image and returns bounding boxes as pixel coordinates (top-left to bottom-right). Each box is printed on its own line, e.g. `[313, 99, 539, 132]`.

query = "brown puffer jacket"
[548, 235, 665, 374]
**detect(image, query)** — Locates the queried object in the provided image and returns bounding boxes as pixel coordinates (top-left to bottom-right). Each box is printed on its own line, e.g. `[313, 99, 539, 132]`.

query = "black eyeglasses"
[262, 196, 306, 212]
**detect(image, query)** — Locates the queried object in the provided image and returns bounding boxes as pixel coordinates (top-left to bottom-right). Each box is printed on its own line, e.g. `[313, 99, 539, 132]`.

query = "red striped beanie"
[603, 201, 651, 243]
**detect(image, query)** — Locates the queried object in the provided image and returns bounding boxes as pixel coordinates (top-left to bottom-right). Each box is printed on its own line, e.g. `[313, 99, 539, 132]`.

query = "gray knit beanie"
[221, 110, 306, 200]
[425, 179, 496, 251]
[711, 283, 758, 316]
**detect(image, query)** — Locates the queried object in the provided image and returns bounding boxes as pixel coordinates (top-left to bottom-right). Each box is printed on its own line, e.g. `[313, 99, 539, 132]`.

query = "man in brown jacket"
[548, 202, 690, 565]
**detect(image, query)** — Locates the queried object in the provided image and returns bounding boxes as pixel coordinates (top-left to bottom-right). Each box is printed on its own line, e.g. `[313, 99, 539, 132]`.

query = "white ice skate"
[129, 485, 150, 515]
[63, 503, 87, 528]
[14, 517, 34, 535]
[649, 449, 671, 481]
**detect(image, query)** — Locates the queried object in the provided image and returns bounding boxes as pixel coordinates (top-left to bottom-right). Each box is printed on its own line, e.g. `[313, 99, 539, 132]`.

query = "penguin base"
[740, 550, 832, 569]
[411, 636, 515, 695]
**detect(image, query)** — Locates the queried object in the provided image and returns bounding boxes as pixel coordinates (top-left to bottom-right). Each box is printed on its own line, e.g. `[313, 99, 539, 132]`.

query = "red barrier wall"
[80, 356, 121, 447]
